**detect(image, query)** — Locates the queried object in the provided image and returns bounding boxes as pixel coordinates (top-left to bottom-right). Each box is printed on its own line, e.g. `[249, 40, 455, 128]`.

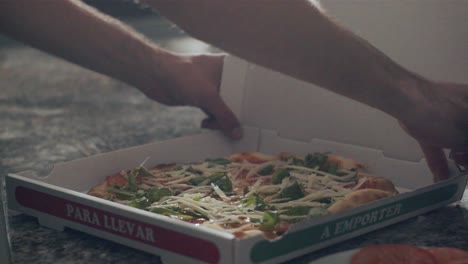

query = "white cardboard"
[6, 55, 467, 263]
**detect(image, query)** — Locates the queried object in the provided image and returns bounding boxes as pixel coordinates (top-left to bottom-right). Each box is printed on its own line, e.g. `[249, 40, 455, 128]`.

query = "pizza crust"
[88, 181, 108, 198]
[354, 172, 399, 194]
[327, 189, 395, 213]
[327, 154, 365, 171]
[229, 152, 278, 164]
[88, 173, 128, 198]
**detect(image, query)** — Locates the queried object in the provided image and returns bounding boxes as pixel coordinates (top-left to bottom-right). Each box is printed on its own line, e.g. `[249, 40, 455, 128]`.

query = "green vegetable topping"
[214, 177, 233, 192]
[186, 166, 202, 175]
[279, 182, 305, 200]
[243, 187, 249, 195]
[321, 162, 339, 175]
[127, 169, 139, 192]
[260, 211, 280, 230]
[190, 172, 232, 192]
[150, 208, 193, 220]
[128, 197, 150, 209]
[137, 167, 154, 177]
[205, 158, 231, 165]
[290, 157, 305, 166]
[208, 172, 226, 182]
[272, 169, 290, 184]
[147, 188, 173, 203]
[190, 176, 208, 186]
[243, 193, 267, 210]
[257, 164, 274, 176]
[107, 186, 134, 200]
[305, 153, 328, 169]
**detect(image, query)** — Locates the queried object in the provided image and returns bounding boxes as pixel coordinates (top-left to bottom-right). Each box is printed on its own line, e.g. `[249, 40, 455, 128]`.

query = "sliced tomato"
[230, 152, 273, 164]
[426, 247, 468, 264]
[351, 245, 437, 264]
[105, 174, 128, 187]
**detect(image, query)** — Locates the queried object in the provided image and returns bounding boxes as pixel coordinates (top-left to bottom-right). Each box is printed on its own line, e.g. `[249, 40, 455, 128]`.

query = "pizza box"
[5, 2, 468, 262]
[5, 54, 468, 263]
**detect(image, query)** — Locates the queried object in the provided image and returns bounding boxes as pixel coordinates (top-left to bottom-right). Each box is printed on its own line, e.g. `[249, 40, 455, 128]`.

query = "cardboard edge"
[234, 174, 467, 264]
[219, 56, 249, 122]
[5, 174, 236, 264]
[11, 128, 263, 194]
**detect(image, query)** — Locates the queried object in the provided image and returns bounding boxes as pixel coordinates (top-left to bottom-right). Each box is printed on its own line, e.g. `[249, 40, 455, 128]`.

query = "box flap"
[220, 56, 422, 162]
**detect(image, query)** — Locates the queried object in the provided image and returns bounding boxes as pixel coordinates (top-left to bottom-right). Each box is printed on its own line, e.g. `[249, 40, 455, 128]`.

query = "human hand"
[398, 80, 468, 181]
[137, 53, 242, 140]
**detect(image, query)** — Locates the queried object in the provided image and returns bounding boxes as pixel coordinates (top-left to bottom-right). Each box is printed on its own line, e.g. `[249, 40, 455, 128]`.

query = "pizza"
[351, 245, 468, 264]
[88, 152, 399, 239]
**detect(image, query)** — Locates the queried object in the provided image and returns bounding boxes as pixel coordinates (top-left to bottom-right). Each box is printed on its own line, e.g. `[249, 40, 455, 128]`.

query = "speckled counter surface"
[1, 17, 467, 264]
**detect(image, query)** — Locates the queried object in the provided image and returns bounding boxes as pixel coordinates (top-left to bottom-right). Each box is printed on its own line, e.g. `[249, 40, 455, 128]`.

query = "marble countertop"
[1, 17, 467, 264]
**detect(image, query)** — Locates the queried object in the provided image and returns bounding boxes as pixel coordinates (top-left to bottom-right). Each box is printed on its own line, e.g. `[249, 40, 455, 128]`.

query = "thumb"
[418, 143, 449, 182]
[201, 95, 242, 140]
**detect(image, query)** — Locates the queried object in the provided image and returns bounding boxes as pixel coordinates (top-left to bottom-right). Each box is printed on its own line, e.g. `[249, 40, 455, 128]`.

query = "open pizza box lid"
[221, 55, 436, 189]
[5, 2, 468, 263]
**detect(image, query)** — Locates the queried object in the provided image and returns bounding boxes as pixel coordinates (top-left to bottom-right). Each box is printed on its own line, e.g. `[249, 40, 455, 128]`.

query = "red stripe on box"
[15, 186, 220, 263]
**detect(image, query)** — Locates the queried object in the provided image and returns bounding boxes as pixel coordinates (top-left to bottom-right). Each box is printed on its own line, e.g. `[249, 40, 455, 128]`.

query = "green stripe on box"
[251, 184, 458, 262]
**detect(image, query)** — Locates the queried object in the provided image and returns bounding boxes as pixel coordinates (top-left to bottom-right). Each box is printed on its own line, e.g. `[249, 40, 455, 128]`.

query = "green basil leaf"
[138, 167, 155, 177]
[127, 169, 139, 192]
[243, 196, 256, 207]
[150, 208, 193, 220]
[186, 166, 203, 175]
[107, 186, 135, 200]
[279, 182, 305, 200]
[147, 188, 173, 203]
[128, 197, 150, 209]
[214, 177, 233, 192]
[321, 162, 339, 175]
[260, 211, 280, 230]
[291, 157, 305, 166]
[305, 153, 328, 169]
[257, 164, 274, 176]
[190, 176, 208, 186]
[272, 169, 290, 184]
[208, 172, 226, 182]
[242, 193, 267, 210]
[254, 194, 267, 210]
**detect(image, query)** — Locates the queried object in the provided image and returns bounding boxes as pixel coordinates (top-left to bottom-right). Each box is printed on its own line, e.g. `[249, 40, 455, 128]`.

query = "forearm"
[0, 0, 175, 90]
[146, 0, 424, 119]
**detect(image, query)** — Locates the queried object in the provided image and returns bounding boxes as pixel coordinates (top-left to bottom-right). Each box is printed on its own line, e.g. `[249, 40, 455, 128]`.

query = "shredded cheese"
[99, 153, 371, 239]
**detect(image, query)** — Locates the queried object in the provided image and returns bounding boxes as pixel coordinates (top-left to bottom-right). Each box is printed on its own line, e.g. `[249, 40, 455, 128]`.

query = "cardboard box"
[6, 55, 468, 263]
